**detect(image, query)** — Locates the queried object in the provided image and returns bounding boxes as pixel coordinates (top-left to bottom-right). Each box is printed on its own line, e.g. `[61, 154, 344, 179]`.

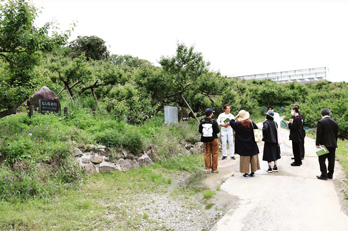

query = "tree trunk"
[57, 86, 65, 96]
[0, 101, 25, 119]
[91, 88, 103, 116]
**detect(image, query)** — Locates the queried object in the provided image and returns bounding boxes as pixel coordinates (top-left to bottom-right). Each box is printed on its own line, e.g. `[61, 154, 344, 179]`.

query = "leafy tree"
[159, 43, 210, 118]
[105, 82, 155, 124]
[135, 65, 172, 109]
[69, 35, 109, 61]
[0, 0, 67, 118]
[109, 54, 151, 68]
[187, 71, 229, 116]
[47, 50, 92, 99]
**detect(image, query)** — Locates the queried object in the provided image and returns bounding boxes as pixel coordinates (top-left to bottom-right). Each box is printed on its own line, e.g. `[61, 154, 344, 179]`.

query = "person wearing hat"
[217, 104, 236, 160]
[199, 108, 220, 173]
[229, 110, 260, 177]
[262, 110, 281, 173]
[267, 106, 281, 131]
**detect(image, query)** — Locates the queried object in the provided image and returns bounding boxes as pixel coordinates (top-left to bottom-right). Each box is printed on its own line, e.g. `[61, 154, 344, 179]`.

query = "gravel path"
[208, 125, 348, 231]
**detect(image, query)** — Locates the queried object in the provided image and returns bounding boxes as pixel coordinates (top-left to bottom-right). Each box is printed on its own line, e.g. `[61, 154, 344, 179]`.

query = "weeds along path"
[206, 125, 348, 231]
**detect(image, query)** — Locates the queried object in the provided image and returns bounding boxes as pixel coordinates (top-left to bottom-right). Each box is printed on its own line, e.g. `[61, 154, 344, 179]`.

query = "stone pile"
[74, 142, 203, 174]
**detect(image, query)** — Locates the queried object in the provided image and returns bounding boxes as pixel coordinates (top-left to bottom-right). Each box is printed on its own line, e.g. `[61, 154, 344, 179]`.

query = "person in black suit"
[291, 105, 305, 160]
[316, 109, 338, 180]
[288, 106, 303, 166]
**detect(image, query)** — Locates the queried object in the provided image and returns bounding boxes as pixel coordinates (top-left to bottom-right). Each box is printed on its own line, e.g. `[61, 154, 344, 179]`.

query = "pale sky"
[34, 0, 348, 82]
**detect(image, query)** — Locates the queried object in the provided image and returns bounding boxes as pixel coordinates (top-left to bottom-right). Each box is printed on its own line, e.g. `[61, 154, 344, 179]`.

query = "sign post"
[39, 99, 59, 114]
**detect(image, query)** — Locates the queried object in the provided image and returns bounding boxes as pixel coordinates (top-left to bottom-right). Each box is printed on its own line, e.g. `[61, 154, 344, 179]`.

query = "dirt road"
[208, 125, 348, 231]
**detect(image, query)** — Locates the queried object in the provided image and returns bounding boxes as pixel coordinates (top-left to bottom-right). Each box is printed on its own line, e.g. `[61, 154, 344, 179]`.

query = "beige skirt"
[240, 154, 260, 173]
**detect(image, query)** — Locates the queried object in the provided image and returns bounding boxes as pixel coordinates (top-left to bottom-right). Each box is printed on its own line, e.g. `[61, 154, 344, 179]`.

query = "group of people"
[199, 104, 339, 180]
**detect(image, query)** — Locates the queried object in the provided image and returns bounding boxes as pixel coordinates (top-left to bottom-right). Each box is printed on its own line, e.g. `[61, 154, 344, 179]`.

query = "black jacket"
[291, 113, 306, 138]
[229, 119, 259, 156]
[289, 115, 302, 143]
[316, 116, 338, 148]
[262, 119, 278, 144]
[199, 117, 220, 142]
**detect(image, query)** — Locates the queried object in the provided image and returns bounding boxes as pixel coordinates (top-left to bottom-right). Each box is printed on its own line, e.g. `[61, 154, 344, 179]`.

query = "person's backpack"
[202, 123, 213, 137]
[200, 119, 215, 142]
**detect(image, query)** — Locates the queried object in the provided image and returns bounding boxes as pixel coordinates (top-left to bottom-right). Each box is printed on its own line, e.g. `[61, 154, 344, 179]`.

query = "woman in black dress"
[262, 111, 280, 173]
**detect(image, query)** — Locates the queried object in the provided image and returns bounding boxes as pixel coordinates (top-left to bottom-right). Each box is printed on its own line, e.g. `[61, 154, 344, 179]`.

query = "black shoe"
[267, 167, 273, 173]
[249, 172, 255, 177]
[328, 175, 333, 179]
[243, 173, 249, 177]
[291, 162, 301, 166]
[316, 175, 328, 180]
[231, 156, 236, 160]
[222, 156, 227, 160]
[273, 165, 278, 172]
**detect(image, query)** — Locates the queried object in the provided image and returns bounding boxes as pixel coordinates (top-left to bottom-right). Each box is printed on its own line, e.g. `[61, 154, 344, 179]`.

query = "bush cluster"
[0, 103, 202, 203]
[0, 168, 56, 202]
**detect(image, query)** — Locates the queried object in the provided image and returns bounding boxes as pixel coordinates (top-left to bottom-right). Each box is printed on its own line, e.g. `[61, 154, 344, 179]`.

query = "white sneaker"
[205, 169, 211, 174]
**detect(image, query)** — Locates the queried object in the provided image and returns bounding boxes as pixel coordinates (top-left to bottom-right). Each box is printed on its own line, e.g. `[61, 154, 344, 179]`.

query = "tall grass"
[336, 139, 348, 176]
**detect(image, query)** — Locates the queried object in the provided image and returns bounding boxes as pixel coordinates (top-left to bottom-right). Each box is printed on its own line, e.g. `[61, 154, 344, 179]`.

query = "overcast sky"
[34, 0, 348, 82]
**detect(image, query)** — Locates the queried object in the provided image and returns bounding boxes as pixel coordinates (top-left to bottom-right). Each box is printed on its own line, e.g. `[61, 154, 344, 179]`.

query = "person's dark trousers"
[292, 141, 302, 165]
[300, 139, 305, 159]
[318, 147, 336, 178]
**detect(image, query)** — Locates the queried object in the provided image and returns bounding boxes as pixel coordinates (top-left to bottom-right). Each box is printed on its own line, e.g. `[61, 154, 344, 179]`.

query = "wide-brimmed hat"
[237, 110, 250, 121]
[266, 110, 274, 118]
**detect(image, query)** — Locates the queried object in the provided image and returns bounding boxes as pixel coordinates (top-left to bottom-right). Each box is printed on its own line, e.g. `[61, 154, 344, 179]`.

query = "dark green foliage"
[123, 128, 143, 154]
[94, 129, 123, 149]
[0, 0, 68, 118]
[69, 35, 110, 61]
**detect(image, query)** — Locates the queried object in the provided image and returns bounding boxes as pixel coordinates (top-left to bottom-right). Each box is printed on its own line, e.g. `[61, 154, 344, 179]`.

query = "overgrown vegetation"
[1, 0, 348, 229]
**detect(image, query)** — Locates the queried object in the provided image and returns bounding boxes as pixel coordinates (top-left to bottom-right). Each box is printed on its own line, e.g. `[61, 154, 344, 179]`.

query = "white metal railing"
[231, 67, 327, 83]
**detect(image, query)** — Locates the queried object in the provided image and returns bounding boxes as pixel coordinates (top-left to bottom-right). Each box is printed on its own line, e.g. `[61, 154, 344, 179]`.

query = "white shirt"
[217, 113, 235, 132]
[273, 112, 281, 129]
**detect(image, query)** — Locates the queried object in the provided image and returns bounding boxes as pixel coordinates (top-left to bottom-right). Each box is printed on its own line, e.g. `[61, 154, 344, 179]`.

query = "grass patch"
[205, 203, 215, 210]
[202, 190, 215, 199]
[336, 139, 348, 176]
[0, 155, 204, 230]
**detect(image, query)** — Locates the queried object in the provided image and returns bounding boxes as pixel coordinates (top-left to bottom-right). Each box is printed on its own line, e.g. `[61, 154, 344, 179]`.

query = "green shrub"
[0, 140, 32, 163]
[123, 128, 143, 154]
[53, 157, 85, 184]
[202, 190, 215, 199]
[94, 129, 123, 149]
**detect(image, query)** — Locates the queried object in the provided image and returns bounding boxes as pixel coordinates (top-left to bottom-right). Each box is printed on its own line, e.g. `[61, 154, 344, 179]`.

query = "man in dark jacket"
[199, 108, 220, 173]
[316, 108, 338, 180]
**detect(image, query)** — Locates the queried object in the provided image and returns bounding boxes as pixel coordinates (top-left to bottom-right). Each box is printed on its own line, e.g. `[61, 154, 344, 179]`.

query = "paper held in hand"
[315, 145, 330, 156]
[223, 118, 230, 124]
